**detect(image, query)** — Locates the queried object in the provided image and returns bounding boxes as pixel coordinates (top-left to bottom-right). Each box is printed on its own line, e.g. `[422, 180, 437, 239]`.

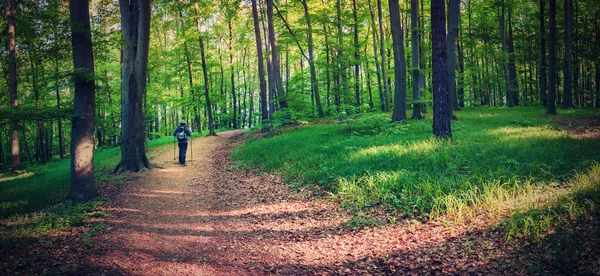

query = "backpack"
[176, 127, 187, 140]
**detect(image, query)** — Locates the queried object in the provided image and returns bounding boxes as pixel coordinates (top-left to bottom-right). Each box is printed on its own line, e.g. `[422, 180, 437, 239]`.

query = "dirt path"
[82, 130, 531, 275]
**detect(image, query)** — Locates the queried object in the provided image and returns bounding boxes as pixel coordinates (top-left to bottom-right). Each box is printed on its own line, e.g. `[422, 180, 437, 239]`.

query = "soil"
[3, 130, 594, 275]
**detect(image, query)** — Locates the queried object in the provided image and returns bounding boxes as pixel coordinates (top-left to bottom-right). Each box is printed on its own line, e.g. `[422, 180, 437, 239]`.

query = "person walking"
[173, 120, 193, 166]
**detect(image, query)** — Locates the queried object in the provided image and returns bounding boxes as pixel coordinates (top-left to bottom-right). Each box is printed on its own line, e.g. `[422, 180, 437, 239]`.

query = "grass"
[233, 106, 600, 236]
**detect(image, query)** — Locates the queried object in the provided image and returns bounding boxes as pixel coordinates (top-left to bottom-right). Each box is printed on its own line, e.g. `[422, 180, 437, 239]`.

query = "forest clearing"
[1, 0, 600, 275]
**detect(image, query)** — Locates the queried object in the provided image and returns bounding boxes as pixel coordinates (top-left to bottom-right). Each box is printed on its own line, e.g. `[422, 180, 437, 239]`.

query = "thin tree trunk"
[352, 0, 360, 106]
[229, 21, 238, 128]
[500, 0, 514, 107]
[377, 0, 391, 111]
[250, 0, 269, 126]
[4, 0, 19, 170]
[447, 0, 461, 114]
[411, 0, 423, 118]
[547, 0, 557, 114]
[266, 0, 288, 112]
[389, 0, 407, 122]
[369, 0, 385, 111]
[508, 5, 519, 106]
[540, 0, 548, 105]
[68, 0, 97, 201]
[562, 0, 573, 108]
[194, 5, 216, 136]
[299, 0, 324, 117]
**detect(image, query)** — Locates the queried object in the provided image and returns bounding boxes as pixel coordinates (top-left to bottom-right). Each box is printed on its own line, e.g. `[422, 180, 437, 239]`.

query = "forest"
[1, 0, 600, 274]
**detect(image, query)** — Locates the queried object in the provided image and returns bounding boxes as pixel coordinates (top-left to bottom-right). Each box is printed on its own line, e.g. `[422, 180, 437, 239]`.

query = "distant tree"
[410, 0, 423, 119]
[250, 0, 268, 124]
[547, 0, 557, 114]
[113, 0, 152, 173]
[377, 0, 391, 111]
[194, 4, 216, 136]
[447, 0, 461, 114]
[3, 0, 20, 171]
[432, 0, 452, 138]
[389, 0, 407, 122]
[539, 0, 548, 105]
[67, 0, 97, 201]
[562, 0, 573, 108]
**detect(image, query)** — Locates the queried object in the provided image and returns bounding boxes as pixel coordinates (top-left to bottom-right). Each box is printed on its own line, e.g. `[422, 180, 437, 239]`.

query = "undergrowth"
[234, 107, 600, 237]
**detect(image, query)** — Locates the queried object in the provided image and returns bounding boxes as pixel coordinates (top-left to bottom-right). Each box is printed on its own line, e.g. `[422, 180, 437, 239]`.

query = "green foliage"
[234, 107, 600, 224]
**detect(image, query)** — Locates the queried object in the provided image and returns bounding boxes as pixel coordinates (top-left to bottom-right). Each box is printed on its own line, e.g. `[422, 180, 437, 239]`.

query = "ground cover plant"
[234, 107, 600, 238]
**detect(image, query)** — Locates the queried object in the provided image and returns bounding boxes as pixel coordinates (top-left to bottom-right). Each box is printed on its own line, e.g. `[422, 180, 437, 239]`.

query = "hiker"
[173, 120, 193, 166]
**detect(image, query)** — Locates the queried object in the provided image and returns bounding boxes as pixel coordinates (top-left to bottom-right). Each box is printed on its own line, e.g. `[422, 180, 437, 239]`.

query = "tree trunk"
[335, 0, 347, 109]
[500, 0, 514, 107]
[229, 21, 238, 128]
[540, 0, 548, 105]
[447, 0, 461, 114]
[194, 5, 216, 136]
[508, 5, 519, 106]
[562, 0, 573, 108]
[369, 0, 385, 111]
[4, 0, 19, 171]
[114, 0, 151, 173]
[377, 0, 391, 111]
[547, 0, 557, 114]
[250, 0, 269, 124]
[389, 0, 407, 122]
[352, 0, 360, 106]
[432, 0, 452, 138]
[266, 0, 288, 112]
[68, 0, 97, 201]
[410, 0, 423, 119]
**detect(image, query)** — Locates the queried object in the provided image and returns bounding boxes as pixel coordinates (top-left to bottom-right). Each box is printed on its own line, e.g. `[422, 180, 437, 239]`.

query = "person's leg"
[178, 142, 185, 164]
[180, 142, 188, 165]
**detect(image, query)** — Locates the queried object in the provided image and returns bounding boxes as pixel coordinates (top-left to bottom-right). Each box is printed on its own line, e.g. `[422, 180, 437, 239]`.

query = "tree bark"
[500, 0, 514, 107]
[250, 0, 269, 124]
[194, 5, 216, 135]
[377, 0, 391, 111]
[114, 0, 151, 173]
[562, 0, 573, 108]
[68, 0, 97, 201]
[229, 21, 238, 128]
[432, 0, 452, 138]
[369, 0, 385, 111]
[352, 0, 360, 107]
[300, 0, 324, 117]
[447, 0, 461, 114]
[410, 0, 423, 119]
[389, 0, 407, 122]
[508, 5, 519, 106]
[540, 0, 548, 105]
[547, 0, 557, 114]
[4, 0, 19, 171]
[266, 0, 288, 112]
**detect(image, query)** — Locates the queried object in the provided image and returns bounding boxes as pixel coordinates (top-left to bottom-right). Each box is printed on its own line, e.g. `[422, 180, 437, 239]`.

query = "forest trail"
[85, 130, 527, 275]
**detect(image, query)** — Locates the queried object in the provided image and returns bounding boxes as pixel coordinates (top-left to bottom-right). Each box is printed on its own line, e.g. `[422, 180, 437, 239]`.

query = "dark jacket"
[173, 125, 192, 143]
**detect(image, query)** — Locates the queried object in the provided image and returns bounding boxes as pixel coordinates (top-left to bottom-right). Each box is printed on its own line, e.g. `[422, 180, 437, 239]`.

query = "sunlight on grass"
[0, 172, 35, 183]
[234, 107, 600, 234]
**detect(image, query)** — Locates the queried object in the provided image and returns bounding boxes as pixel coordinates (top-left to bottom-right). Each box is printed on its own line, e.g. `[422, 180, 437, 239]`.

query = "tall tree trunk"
[540, 0, 548, 105]
[68, 0, 97, 201]
[411, 0, 423, 118]
[352, 0, 360, 106]
[389, 0, 407, 122]
[508, 5, 519, 106]
[324, 24, 332, 108]
[4, 0, 19, 171]
[457, 38, 466, 108]
[266, 0, 288, 111]
[300, 0, 324, 117]
[596, 63, 600, 108]
[335, 0, 347, 109]
[114, 0, 151, 173]
[229, 21, 238, 128]
[194, 5, 216, 136]
[432, 0, 451, 138]
[547, 0, 557, 114]
[377, 0, 391, 111]
[500, 0, 514, 107]
[55, 59, 64, 158]
[447, 0, 461, 114]
[369, 0, 385, 111]
[562, 0, 573, 108]
[250, 0, 269, 125]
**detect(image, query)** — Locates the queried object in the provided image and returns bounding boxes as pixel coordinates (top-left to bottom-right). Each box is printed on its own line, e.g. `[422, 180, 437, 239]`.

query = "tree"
[562, 0, 573, 108]
[299, 0, 324, 117]
[389, 0, 407, 122]
[67, 0, 97, 201]
[377, 0, 391, 111]
[113, 0, 152, 173]
[4, 0, 19, 171]
[432, 0, 452, 138]
[500, 0, 514, 107]
[250, 0, 268, 124]
[540, 0, 548, 105]
[547, 0, 557, 114]
[194, 4, 216, 136]
[410, 0, 423, 119]
[447, 0, 461, 114]
[266, 0, 288, 111]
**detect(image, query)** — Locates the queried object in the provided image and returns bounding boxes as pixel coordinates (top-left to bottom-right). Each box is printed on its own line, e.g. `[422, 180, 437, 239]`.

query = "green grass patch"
[234, 107, 600, 224]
